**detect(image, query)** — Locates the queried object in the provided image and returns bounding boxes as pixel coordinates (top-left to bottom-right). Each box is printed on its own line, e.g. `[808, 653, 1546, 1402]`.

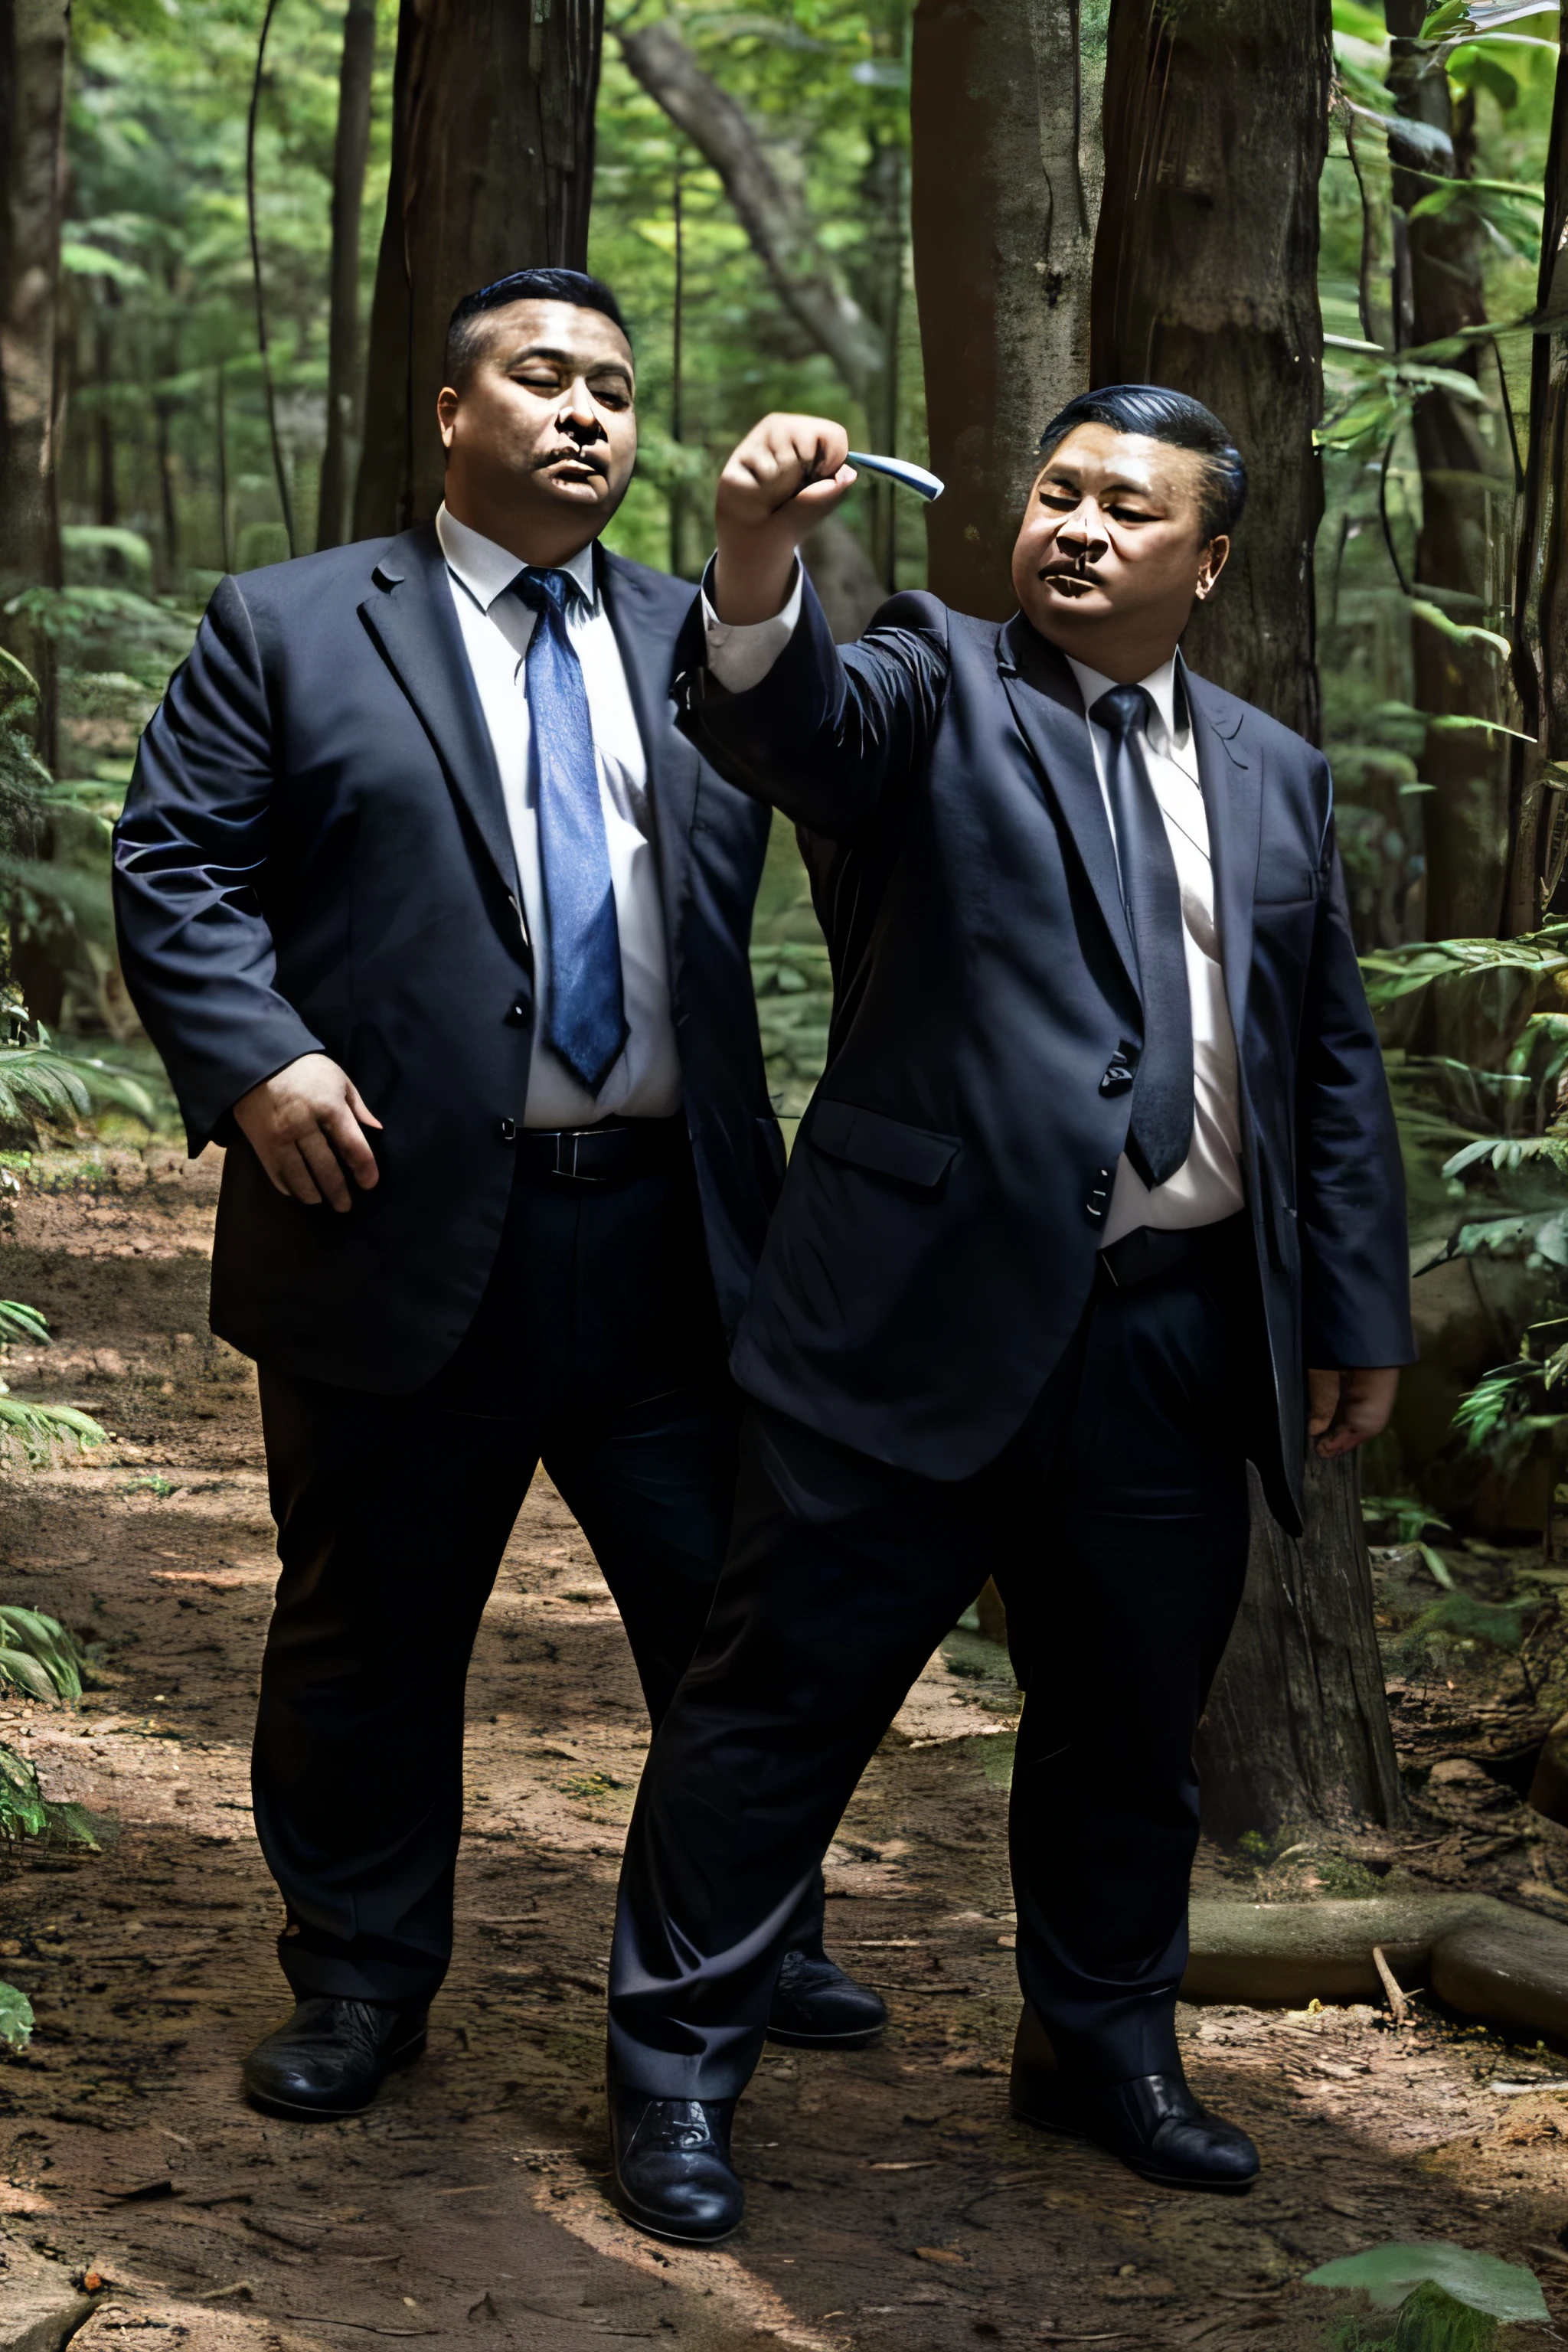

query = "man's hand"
[233, 1054, 382, 1213]
[1308, 1366, 1400, 1461]
[713, 414, 858, 626]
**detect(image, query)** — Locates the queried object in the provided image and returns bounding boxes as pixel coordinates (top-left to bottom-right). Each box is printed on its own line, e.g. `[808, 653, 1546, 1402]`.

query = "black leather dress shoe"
[242, 1997, 429, 2120]
[766, 1948, 888, 2049]
[609, 2077, 743, 2244]
[1012, 2062, 1259, 2193]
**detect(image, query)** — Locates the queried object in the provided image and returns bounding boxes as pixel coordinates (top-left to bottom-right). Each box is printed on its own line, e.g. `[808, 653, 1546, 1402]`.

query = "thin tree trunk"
[1387, 1, 1514, 942]
[354, 0, 604, 538]
[1091, 0, 1331, 737]
[1507, 7, 1568, 935]
[617, 18, 881, 408]
[0, 0, 67, 770]
[318, 0, 376, 551]
[94, 282, 117, 527]
[910, 0, 1105, 619]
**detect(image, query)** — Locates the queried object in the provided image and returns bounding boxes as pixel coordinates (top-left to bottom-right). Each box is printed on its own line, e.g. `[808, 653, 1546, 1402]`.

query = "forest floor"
[0, 1148, 1563, 2352]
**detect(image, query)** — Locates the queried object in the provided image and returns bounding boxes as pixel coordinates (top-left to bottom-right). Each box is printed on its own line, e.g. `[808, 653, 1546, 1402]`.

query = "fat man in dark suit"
[111, 268, 883, 2122]
[603, 388, 1415, 2239]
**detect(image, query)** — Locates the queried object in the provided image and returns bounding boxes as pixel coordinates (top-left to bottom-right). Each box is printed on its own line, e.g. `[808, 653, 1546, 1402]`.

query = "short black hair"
[1035, 385, 1246, 540]
[445, 268, 631, 390]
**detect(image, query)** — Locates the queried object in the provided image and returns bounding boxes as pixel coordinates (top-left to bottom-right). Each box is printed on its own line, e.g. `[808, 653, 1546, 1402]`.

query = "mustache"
[531, 441, 609, 475]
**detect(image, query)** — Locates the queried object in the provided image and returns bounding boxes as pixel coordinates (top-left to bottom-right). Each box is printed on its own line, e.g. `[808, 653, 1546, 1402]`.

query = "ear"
[1194, 534, 1230, 601]
[436, 385, 460, 450]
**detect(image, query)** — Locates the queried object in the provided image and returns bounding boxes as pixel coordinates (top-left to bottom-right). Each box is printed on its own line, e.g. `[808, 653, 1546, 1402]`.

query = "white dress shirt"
[1066, 653, 1243, 1246]
[436, 505, 681, 1127]
[699, 578, 1244, 1244]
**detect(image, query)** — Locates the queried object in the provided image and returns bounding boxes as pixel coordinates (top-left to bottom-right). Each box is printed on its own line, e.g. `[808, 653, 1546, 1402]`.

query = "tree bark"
[616, 18, 882, 407]
[1091, 0, 1331, 738]
[317, 0, 377, 551]
[1507, 7, 1568, 936]
[1197, 1459, 1404, 1842]
[354, 0, 604, 538]
[1387, 2, 1514, 942]
[0, 0, 67, 769]
[910, 0, 1105, 618]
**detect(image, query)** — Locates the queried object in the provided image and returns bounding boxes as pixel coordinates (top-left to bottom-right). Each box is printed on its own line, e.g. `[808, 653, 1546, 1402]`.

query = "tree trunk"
[0, 0, 67, 769]
[354, 0, 604, 538]
[1507, 7, 1568, 936]
[94, 282, 117, 528]
[1091, 0, 1330, 739]
[1196, 1459, 1404, 1842]
[317, 0, 377, 552]
[617, 18, 882, 407]
[1090, 0, 1400, 1838]
[1387, 2, 1514, 943]
[910, 0, 1105, 618]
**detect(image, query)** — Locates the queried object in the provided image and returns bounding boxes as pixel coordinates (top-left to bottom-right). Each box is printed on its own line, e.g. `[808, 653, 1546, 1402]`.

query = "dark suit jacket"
[113, 524, 784, 1392]
[673, 580, 1414, 1531]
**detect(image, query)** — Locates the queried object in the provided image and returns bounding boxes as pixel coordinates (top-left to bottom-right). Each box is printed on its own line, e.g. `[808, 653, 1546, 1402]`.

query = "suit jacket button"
[497, 1117, 518, 1142]
[507, 999, 529, 1025]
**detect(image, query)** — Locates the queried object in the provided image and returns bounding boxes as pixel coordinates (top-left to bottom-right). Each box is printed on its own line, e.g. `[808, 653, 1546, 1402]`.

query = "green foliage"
[0, 1984, 34, 2054]
[1307, 2242, 1550, 2341]
[0, 1609, 87, 1705]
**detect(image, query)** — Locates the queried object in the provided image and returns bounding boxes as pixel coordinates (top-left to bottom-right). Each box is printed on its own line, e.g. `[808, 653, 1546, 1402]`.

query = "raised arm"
[673, 413, 949, 838]
[113, 579, 380, 1208]
[1295, 786, 1415, 1455]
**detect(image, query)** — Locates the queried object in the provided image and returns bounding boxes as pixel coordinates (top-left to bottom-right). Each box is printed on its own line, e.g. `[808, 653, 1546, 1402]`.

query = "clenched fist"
[233, 1053, 382, 1214]
[713, 414, 858, 626]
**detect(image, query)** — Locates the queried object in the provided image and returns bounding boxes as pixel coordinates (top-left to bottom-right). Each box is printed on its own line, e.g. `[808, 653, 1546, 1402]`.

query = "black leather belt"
[514, 1116, 688, 1187]
[1098, 1210, 1249, 1292]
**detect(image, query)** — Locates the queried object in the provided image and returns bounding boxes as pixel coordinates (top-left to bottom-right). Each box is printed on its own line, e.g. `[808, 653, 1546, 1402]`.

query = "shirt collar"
[1065, 650, 1187, 756]
[436, 503, 599, 616]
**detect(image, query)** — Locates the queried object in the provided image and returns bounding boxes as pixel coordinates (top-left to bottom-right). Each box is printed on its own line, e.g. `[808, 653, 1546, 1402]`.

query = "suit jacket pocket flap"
[810, 1099, 960, 1189]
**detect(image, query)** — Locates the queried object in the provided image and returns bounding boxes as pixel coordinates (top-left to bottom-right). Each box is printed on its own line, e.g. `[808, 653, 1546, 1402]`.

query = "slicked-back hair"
[1035, 385, 1246, 541]
[444, 268, 632, 391]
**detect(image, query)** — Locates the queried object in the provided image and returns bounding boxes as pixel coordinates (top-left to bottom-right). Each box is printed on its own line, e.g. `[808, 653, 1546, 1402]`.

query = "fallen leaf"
[914, 2246, 969, 2265]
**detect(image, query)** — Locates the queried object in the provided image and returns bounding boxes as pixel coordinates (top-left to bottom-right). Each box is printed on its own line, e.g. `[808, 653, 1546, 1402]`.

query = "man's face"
[1010, 423, 1228, 668]
[437, 299, 637, 547]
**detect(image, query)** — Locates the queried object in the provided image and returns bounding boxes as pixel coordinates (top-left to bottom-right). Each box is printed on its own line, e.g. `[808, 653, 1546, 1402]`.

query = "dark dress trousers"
[606, 581, 1414, 2099]
[113, 525, 788, 2003]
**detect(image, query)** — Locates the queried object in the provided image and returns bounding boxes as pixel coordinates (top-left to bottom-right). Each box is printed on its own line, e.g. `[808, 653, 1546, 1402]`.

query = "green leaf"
[0, 1304, 49, 1348]
[1418, 1543, 1459, 1589]
[1306, 2242, 1550, 2324]
[1407, 601, 1512, 658]
[0, 1982, 34, 2054]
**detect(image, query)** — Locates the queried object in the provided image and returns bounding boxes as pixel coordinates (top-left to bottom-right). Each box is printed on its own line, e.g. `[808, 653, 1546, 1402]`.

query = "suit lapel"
[599, 548, 700, 982]
[1182, 662, 1262, 1053]
[357, 525, 521, 900]
[998, 617, 1139, 997]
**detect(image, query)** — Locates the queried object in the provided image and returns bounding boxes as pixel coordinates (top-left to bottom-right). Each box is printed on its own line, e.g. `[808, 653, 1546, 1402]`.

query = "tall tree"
[1508, 5, 1568, 937]
[354, 0, 604, 537]
[910, 0, 1106, 618]
[1092, 0, 1330, 739]
[0, 0, 68, 766]
[317, 0, 377, 551]
[1091, 0, 1403, 1839]
[1387, 1, 1514, 943]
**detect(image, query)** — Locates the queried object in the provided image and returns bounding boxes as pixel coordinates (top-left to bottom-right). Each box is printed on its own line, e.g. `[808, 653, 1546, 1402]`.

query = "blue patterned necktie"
[511, 566, 629, 1095]
[1090, 684, 1194, 1188]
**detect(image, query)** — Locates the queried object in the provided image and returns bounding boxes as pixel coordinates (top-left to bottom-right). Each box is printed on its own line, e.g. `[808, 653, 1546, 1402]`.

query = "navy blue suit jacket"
[673, 580, 1414, 1531]
[113, 524, 784, 1390]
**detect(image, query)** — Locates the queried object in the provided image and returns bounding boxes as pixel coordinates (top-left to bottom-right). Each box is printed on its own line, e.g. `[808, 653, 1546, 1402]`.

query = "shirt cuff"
[701, 557, 803, 694]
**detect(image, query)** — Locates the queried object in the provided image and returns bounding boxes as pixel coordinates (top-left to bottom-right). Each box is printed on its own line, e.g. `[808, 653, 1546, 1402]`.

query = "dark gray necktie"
[1090, 684, 1194, 1189]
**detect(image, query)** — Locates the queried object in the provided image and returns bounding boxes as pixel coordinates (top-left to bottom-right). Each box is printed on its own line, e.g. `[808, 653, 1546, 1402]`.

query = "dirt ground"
[0, 1148, 1563, 2352]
